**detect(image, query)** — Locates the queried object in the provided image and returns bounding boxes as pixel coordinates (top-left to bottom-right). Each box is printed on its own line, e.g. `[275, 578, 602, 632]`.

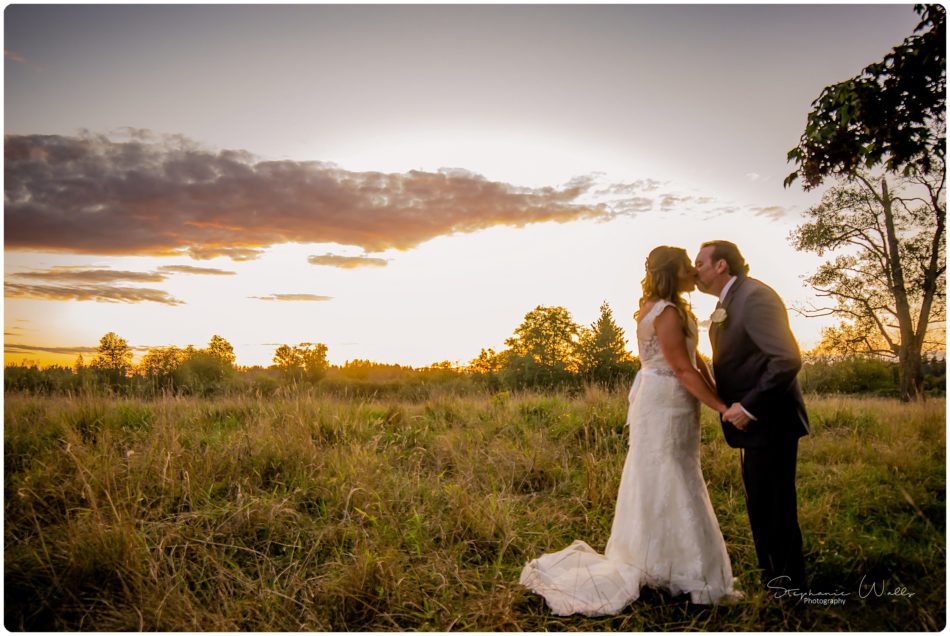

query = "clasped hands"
[721, 403, 752, 431]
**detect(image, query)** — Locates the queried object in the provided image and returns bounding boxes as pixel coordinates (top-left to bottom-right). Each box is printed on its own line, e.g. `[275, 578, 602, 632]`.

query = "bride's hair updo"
[635, 245, 695, 335]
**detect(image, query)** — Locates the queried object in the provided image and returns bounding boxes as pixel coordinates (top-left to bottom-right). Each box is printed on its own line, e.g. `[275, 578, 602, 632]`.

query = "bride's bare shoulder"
[637, 299, 661, 323]
[639, 298, 674, 315]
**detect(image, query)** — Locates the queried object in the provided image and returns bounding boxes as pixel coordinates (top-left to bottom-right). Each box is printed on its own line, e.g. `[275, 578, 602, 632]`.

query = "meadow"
[4, 388, 945, 631]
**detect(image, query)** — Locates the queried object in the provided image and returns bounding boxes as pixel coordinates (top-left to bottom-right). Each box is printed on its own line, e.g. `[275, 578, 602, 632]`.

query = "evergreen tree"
[577, 301, 637, 386]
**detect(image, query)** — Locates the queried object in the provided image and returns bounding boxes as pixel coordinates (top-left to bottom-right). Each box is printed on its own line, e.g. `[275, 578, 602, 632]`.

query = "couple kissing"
[520, 240, 809, 616]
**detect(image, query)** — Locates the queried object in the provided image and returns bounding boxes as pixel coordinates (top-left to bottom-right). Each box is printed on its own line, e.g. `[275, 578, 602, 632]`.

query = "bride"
[519, 245, 741, 616]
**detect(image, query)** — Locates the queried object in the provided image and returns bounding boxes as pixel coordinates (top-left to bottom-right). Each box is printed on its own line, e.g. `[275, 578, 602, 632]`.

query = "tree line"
[3, 301, 636, 397]
[5, 298, 944, 399]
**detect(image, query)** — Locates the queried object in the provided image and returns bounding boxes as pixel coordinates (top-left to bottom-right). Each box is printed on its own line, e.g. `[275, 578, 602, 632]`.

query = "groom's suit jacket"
[710, 275, 810, 448]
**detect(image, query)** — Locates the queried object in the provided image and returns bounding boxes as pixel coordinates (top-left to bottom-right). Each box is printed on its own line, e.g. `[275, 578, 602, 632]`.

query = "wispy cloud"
[187, 246, 264, 261]
[6, 320, 33, 335]
[584, 176, 792, 223]
[749, 205, 788, 220]
[4, 266, 184, 305]
[4, 343, 99, 355]
[5, 132, 609, 259]
[8, 267, 166, 283]
[5, 49, 28, 64]
[308, 253, 388, 269]
[594, 179, 664, 196]
[610, 197, 654, 214]
[249, 294, 333, 302]
[5, 48, 48, 76]
[5, 282, 184, 305]
[659, 193, 692, 210]
[158, 265, 236, 276]
[5, 342, 152, 356]
[4, 49, 43, 71]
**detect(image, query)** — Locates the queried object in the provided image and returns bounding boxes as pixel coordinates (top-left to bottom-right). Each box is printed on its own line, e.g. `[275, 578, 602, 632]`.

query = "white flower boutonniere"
[710, 307, 728, 324]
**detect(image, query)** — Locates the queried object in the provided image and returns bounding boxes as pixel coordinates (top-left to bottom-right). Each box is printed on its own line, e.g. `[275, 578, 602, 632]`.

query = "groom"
[694, 240, 809, 591]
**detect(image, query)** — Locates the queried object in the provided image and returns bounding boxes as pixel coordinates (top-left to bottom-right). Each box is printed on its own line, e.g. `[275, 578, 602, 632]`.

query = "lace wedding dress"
[519, 299, 740, 616]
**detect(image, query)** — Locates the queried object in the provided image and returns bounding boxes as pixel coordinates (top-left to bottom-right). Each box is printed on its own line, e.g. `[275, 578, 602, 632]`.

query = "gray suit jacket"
[710, 276, 810, 448]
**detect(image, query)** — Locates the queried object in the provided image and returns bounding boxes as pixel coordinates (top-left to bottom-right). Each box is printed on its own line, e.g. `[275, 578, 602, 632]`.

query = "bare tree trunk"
[879, 177, 926, 401]
[898, 343, 924, 401]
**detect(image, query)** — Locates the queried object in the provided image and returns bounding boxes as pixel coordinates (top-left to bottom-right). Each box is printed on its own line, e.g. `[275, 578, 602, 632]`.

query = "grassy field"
[4, 388, 945, 630]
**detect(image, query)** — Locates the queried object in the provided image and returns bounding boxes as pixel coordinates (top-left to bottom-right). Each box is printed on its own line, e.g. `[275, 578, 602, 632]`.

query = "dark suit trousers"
[740, 437, 807, 589]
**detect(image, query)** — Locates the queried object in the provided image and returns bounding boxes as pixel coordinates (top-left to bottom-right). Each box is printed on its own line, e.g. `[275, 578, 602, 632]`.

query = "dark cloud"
[308, 254, 388, 269]
[249, 294, 333, 302]
[158, 265, 236, 276]
[8, 266, 166, 283]
[5, 132, 608, 259]
[5, 282, 183, 305]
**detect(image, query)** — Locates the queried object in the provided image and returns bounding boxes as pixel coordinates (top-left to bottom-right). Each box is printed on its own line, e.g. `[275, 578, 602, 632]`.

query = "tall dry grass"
[4, 389, 945, 630]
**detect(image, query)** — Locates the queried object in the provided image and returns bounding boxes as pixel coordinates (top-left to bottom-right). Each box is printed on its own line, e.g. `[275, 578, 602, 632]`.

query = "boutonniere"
[711, 307, 728, 325]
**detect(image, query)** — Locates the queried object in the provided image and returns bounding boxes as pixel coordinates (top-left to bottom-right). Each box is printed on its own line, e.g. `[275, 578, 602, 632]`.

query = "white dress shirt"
[719, 276, 738, 304]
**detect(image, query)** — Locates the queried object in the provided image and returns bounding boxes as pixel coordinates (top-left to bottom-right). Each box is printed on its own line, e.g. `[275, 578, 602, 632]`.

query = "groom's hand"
[723, 403, 751, 430]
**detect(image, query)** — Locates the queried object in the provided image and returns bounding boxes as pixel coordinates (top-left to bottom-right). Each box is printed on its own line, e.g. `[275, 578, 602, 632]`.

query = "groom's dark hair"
[701, 240, 749, 276]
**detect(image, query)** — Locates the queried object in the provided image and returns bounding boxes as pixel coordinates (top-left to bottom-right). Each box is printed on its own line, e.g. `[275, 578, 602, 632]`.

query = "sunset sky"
[4, 4, 922, 368]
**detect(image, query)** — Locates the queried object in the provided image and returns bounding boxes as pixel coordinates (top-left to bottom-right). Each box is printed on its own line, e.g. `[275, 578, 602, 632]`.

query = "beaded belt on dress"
[638, 367, 676, 377]
[628, 366, 677, 405]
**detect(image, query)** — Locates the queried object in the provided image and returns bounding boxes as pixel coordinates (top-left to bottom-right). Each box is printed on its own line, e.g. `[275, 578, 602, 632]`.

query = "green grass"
[4, 389, 945, 630]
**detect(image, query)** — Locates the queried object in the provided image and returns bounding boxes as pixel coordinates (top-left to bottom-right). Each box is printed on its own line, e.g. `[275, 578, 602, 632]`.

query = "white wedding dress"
[519, 299, 740, 616]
